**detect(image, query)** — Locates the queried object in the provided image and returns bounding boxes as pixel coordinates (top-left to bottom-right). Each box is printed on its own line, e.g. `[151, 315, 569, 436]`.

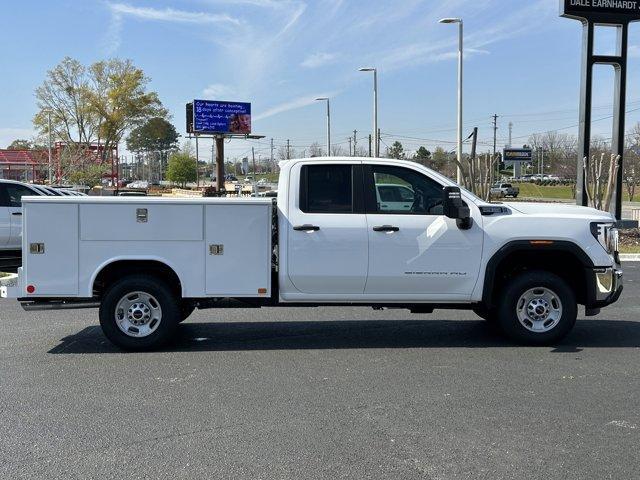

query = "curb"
[0, 273, 18, 287]
[620, 254, 640, 262]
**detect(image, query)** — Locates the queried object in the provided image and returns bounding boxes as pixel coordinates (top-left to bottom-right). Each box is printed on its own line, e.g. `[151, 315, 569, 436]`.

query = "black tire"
[496, 270, 577, 345]
[179, 301, 196, 323]
[99, 275, 181, 351]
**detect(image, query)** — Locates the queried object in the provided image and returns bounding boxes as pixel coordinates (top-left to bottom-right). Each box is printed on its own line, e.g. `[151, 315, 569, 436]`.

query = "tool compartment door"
[24, 202, 79, 296]
[205, 204, 271, 296]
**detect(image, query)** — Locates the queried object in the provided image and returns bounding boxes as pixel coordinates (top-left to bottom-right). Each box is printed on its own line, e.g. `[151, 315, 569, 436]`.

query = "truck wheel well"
[93, 260, 182, 298]
[484, 247, 591, 308]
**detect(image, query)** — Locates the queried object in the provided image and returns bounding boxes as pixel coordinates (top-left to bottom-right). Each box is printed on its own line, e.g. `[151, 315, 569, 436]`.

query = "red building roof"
[0, 149, 48, 165]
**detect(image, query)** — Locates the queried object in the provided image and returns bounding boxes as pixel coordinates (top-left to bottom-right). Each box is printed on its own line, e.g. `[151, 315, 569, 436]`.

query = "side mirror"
[442, 186, 472, 230]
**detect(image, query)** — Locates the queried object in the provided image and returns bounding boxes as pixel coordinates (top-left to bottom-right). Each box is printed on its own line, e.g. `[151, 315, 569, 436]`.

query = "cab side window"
[300, 164, 354, 214]
[366, 165, 444, 215]
[4, 184, 37, 207]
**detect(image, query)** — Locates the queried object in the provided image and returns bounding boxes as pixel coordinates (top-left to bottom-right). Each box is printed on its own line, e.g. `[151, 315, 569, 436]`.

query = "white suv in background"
[0, 180, 49, 250]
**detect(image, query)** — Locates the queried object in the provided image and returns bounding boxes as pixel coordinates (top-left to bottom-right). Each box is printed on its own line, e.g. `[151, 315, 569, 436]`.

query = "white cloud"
[202, 84, 237, 99]
[107, 3, 243, 25]
[301, 52, 338, 68]
[254, 92, 337, 121]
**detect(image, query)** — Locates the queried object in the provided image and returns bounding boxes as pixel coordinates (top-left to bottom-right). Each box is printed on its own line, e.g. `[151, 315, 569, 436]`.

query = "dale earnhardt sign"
[561, 0, 640, 21]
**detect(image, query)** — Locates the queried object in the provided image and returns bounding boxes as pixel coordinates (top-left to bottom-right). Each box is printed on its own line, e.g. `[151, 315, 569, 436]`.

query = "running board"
[20, 300, 100, 311]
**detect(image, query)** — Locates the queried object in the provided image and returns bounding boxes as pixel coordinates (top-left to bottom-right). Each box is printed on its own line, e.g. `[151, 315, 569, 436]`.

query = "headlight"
[591, 222, 619, 255]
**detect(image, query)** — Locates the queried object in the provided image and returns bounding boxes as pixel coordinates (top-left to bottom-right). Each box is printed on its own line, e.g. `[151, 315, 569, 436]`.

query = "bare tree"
[308, 142, 324, 157]
[584, 153, 620, 211]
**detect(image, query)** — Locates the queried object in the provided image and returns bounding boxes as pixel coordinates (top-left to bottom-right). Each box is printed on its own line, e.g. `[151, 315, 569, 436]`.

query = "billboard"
[503, 148, 533, 163]
[189, 100, 252, 135]
[561, 0, 640, 22]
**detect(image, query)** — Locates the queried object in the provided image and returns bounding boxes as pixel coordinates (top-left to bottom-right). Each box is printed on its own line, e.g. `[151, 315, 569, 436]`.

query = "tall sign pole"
[560, 0, 639, 220]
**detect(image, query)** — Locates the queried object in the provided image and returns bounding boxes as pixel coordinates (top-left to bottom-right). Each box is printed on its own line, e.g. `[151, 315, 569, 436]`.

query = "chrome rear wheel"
[115, 291, 163, 338]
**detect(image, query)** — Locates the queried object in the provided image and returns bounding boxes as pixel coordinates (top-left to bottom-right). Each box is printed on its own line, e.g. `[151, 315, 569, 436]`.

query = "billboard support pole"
[195, 134, 200, 188]
[216, 135, 224, 192]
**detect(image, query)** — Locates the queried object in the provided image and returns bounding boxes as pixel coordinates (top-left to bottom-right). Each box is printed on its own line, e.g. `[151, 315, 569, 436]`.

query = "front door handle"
[11, 212, 22, 216]
[373, 225, 400, 232]
[293, 224, 320, 232]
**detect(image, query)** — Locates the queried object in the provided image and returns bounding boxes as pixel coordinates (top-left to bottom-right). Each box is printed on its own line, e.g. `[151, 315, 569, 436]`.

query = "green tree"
[6, 139, 35, 150]
[388, 141, 405, 159]
[67, 163, 109, 187]
[430, 146, 449, 172]
[166, 150, 197, 187]
[413, 146, 431, 164]
[33, 57, 167, 169]
[126, 117, 179, 154]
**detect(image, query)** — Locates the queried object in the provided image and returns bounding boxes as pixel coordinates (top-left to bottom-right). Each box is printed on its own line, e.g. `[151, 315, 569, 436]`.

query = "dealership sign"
[561, 0, 640, 21]
[187, 100, 252, 135]
[503, 148, 533, 163]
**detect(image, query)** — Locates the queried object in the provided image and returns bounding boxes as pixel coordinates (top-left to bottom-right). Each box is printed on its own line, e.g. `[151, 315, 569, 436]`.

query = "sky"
[3, 0, 640, 163]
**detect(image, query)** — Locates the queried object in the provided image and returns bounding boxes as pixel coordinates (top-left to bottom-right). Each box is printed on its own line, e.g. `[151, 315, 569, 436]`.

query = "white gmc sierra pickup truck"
[1, 157, 623, 350]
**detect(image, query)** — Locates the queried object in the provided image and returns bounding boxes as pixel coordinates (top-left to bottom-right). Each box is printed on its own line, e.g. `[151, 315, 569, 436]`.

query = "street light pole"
[359, 67, 379, 157]
[315, 97, 331, 156]
[439, 18, 463, 184]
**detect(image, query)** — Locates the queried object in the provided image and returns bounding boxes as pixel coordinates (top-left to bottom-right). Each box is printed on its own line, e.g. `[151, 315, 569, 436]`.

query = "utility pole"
[251, 147, 257, 197]
[492, 114, 498, 157]
[508, 122, 513, 147]
[492, 114, 499, 178]
[368, 134, 372, 157]
[377, 128, 381, 157]
[348, 137, 352, 156]
[252, 147, 256, 175]
[470, 127, 478, 161]
[270, 138, 274, 169]
[353, 130, 357, 156]
[286, 139, 290, 160]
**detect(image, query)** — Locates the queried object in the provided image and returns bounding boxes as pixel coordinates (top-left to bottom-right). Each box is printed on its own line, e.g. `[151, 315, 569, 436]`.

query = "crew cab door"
[0, 184, 11, 248]
[1, 183, 35, 250]
[286, 162, 368, 294]
[363, 164, 483, 298]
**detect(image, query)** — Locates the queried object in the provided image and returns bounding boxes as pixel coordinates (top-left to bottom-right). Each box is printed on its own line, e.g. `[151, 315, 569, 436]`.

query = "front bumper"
[586, 266, 623, 309]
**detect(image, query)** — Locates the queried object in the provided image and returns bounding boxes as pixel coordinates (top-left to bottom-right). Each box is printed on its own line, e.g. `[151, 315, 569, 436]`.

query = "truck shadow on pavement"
[48, 318, 640, 354]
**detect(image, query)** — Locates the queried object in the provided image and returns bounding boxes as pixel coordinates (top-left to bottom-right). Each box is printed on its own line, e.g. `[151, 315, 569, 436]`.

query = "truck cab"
[2, 157, 623, 350]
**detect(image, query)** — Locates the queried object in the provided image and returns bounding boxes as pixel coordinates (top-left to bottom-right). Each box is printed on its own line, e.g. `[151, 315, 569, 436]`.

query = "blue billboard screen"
[192, 100, 251, 134]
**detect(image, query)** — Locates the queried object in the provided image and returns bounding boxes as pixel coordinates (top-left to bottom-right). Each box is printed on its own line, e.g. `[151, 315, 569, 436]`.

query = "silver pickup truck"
[491, 183, 520, 198]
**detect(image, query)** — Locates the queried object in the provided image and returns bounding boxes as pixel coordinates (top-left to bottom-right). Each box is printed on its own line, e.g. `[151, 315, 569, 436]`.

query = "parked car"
[375, 183, 416, 212]
[491, 183, 520, 198]
[126, 181, 149, 189]
[2, 158, 622, 351]
[0, 180, 50, 250]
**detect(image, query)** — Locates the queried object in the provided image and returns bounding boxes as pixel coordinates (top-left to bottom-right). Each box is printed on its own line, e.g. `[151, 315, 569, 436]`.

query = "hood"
[504, 202, 615, 221]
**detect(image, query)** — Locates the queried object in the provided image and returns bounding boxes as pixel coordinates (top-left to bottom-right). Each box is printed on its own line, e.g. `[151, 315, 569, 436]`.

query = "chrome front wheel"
[516, 287, 563, 333]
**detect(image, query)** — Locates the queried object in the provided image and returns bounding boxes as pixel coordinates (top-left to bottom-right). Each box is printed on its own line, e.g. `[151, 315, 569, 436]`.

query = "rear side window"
[300, 164, 353, 213]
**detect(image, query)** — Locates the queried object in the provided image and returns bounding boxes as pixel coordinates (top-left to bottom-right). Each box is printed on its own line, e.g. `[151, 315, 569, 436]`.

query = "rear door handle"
[11, 212, 22, 216]
[373, 225, 400, 232]
[293, 224, 320, 232]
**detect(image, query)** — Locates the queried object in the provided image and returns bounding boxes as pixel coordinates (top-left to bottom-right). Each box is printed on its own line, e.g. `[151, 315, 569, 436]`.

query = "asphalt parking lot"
[1, 264, 639, 480]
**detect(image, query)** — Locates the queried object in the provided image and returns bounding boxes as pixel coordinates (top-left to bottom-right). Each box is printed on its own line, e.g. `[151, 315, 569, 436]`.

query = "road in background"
[1, 264, 638, 479]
